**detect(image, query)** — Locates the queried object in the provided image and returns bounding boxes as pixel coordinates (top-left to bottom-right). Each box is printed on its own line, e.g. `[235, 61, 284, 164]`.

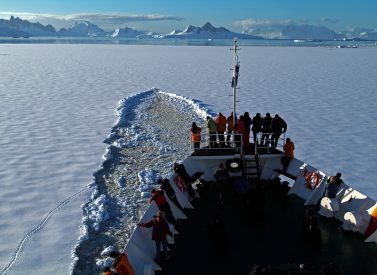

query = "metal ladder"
[242, 142, 261, 181]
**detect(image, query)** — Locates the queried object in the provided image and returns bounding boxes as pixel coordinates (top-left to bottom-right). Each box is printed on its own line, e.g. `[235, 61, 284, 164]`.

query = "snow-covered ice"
[0, 44, 376, 274]
[74, 90, 207, 273]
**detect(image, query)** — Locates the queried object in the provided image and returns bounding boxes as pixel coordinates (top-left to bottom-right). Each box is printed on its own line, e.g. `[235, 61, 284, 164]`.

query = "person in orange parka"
[149, 188, 177, 228]
[281, 138, 295, 171]
[191, 122, 202, 151]
[109, 251, 135, 275]
[235, 115, 245, 147]
[104, 266, 113, 275]
[215, 112, 227, 146]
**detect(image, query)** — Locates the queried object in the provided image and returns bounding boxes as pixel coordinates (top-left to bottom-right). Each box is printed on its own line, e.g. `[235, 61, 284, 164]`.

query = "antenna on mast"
[231, 37, 240, 147]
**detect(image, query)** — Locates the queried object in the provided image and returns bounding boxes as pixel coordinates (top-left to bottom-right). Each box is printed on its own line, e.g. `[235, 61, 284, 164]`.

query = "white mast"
[231, 38, 240, 146]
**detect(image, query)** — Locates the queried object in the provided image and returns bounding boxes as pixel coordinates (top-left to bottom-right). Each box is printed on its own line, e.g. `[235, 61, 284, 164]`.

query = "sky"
[1, 0, 377, 33]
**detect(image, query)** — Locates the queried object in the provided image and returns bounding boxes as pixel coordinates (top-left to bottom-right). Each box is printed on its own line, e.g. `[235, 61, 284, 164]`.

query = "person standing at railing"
[109, 251, 135, 275]
[173, 162, 203, 201]
[252, 113, 263, 145]
[103, 266, 113, 275]
[271, 114, 287, 149]
[159, 178, 183, 211]
[226, 112, 237, 145]
[235, 115, 245, 147]
[215, 112, 227, 147]
[261, 113, 272, 147]
[174, 173, 187, 193]
[325, 178, 339, 199]
[206, 116, 217, 148]
[191, 122, 202, 152]
[149, 188, 176, 227]
[281, 138, 295, 171]
[327, 173, 344, 189]
[244, 112, 252, 145]
[138, 211, 173, 262]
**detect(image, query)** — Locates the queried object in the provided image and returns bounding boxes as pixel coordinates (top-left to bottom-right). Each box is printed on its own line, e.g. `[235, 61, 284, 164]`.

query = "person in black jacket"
[270, 114, 287, 149]
[159, 178, 183, 210]
[252, 113, 263, 145]
[173, 163, 203, 200]
[261, 113, 272, 147]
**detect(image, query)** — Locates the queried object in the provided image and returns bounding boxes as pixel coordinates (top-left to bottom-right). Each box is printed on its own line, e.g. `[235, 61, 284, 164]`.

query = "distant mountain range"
[0, 16, 376, 40]
[0, 16, 55, 37]
[0, 17, 261, 39]
[163, 22, 262, 39]
[0, 16, 99, 37]
[278, 24, 345, 40]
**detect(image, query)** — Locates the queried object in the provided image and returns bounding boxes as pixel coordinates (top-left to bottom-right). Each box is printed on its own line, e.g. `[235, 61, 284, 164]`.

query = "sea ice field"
[0, 44, 376, 274]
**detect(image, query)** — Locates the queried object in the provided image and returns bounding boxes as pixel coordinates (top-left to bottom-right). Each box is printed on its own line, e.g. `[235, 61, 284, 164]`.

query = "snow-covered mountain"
[163, 22, 263, 39]
[0, 17, 107, 37]
[58, 21, 107, 37]
[344, 27, 377, 40]
[357, 31, 377, 40]
[167, 29, 182, 36]
[137, 31, 162, 39]
[0, 25, 30, 38]
[0, 16, 56, 37]
[239, 21, 347, 40]
[110, 27, 162, 39]
[280, 24, 345, 40]
[111, 27, 141, 38]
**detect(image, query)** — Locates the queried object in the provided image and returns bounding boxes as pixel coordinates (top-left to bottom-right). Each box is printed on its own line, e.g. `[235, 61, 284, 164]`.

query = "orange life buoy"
[303, 170, 321, 190]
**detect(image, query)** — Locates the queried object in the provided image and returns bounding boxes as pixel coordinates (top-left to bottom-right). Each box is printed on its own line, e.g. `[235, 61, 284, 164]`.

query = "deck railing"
[254, 132, 286, 153]
[189, 133, 244, 154]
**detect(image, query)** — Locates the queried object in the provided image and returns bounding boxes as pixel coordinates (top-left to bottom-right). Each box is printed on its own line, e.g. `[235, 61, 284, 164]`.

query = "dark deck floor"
[158, 179, 377, 275]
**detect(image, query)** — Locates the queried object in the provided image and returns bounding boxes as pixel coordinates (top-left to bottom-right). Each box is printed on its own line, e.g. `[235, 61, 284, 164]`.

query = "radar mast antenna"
[231, 38, 240, 147]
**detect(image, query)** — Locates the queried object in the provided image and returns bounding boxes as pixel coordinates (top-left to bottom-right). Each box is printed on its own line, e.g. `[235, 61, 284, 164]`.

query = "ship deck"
[158, 178, 377, 275]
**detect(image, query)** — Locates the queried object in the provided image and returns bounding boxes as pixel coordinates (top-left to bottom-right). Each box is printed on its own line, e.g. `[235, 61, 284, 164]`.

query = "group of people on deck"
[103, 174, 184, 274]
[101, 155, 348, 275]
[192, 111, 295, 172]
[137, 173, 186, 264]
[100, 111, 351, 275]
[103, 161, 206, 274]
[138, 163, 206, 265]
[191, 112, 288, 150]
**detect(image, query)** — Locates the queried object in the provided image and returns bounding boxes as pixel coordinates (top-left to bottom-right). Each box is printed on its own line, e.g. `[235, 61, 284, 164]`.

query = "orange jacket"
[112, 253, 135, 275]
[215, 115, 227, 132]
[283, 141, 295, 158]
[227, 115, 234, 131]
[191, 127, 201, 142]
[104, 271, 113, 275]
